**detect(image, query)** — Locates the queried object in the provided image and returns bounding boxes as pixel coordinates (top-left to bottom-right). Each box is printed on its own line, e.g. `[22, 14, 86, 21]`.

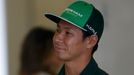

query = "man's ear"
[85, 35, 98, 49]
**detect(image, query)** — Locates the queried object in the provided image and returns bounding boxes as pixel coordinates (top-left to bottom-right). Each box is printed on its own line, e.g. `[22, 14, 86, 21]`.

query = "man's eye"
[66, 32, 71, 34]
[66, 31, 73, 36]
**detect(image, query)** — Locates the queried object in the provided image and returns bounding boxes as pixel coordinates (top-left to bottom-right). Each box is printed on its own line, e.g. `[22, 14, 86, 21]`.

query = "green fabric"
[61, 1, 93, 28]
[45, 0, 104, 39]
[58, 57, 108, 75]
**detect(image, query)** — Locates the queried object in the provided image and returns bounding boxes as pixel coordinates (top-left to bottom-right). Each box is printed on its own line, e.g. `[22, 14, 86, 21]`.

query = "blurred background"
[1, 0, 133, 75]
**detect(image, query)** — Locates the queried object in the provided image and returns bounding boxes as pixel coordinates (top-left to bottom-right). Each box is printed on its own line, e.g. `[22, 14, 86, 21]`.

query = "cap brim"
[45, 13, 61, 23]
[44, 13, 87, 31]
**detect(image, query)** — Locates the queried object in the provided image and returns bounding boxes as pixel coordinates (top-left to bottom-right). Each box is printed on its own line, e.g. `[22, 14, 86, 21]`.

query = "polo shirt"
[58, 57, 108, 75]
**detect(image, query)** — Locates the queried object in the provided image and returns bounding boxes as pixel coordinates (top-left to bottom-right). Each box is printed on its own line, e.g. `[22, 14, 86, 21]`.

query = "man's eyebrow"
[57, 23, 70, 29]
[64, 26, 75, 33]
[57, 24, 74, 31]
[64, 26, 71, 30]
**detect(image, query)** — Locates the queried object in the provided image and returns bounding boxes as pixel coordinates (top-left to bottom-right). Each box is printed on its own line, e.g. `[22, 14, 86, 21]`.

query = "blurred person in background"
[19, 27, 62, 75]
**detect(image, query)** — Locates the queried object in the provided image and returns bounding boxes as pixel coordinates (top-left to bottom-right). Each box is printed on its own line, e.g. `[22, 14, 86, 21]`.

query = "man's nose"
[54, 32, 64, 43]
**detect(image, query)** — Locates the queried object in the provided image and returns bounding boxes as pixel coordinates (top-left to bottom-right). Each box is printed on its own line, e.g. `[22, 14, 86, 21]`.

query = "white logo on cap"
[86, 24, 97, 35]
[65, 8, 83, 17]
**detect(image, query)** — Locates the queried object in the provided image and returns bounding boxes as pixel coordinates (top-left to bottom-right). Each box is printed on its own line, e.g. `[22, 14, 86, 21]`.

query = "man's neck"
[64, 55, 92, 75]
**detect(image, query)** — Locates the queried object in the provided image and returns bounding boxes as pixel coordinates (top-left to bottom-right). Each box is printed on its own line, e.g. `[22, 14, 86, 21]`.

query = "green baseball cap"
[45, 0, 104, 39]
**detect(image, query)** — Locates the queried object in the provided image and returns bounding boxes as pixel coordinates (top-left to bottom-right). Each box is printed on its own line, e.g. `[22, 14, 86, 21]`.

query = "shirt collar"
[58, 57, 99, 75]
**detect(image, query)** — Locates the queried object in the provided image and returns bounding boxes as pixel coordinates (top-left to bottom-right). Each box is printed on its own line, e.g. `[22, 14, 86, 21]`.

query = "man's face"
[53, 20, 89, 61]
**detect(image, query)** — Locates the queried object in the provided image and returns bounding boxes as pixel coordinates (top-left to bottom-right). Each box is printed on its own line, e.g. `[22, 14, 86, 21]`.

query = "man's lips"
[54, 45, 66, 52]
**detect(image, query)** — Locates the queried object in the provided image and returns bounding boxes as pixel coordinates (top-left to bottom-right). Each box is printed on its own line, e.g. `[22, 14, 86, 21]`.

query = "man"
[45, 0, 108, 75]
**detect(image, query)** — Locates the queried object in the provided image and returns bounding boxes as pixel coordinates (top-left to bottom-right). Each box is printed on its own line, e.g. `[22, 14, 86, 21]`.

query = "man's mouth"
[54, 44, 66, 53]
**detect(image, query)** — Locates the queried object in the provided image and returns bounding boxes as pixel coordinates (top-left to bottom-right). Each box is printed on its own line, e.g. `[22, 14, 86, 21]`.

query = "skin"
[53, 20, 98, 75]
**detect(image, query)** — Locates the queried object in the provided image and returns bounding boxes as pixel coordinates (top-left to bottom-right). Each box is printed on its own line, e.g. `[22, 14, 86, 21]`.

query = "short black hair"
[82, 30, 98, 54]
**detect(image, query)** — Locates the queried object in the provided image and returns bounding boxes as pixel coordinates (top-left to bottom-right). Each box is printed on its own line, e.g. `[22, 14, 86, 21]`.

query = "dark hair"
[82, 30, 98, 54]
[20, 27, 54, 74]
